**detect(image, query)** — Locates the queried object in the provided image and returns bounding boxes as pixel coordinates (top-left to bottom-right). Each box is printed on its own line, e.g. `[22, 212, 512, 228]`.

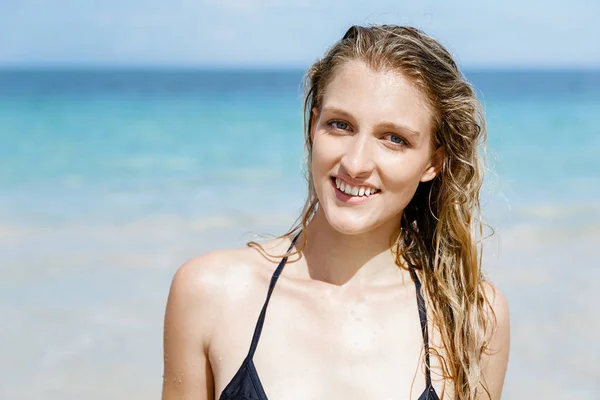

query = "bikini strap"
[247, 232, 300, 359]
[408, 267, 433, 388]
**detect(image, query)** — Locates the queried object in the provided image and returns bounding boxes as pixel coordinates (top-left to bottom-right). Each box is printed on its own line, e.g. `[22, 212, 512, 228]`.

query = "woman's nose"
[340, 133, 375, 179]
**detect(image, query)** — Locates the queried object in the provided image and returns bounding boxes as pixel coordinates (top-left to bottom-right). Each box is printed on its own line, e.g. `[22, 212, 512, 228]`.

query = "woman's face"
[310, 59, 441, 236]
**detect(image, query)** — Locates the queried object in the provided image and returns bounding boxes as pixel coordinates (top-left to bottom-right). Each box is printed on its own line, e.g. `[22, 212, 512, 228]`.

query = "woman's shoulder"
[162, 236, 296, 366]
[477, 280, 510, 398]
[167, 235, 294, 313]
[480, 280, 510, 328]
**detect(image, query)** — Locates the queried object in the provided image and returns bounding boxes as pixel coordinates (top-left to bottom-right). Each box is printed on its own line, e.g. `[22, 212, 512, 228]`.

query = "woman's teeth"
[335, 178, 379, 197]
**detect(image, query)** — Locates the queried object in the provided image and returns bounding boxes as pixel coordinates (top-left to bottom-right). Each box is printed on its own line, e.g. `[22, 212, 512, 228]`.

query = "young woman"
[162, 25, 510, 400]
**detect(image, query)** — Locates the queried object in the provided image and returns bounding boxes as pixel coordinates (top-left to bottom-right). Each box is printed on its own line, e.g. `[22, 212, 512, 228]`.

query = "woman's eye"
[385, 134, 406, 146]
[328, 120, 350, 131]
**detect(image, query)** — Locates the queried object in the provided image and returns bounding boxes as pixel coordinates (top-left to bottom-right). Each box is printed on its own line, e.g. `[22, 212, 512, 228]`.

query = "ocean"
[1, 69, 599, 399]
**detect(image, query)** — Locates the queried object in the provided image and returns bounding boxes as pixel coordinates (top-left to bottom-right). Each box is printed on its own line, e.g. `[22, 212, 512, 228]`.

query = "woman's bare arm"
[162, 255, 219, 400]
[480, 282, 511, 399]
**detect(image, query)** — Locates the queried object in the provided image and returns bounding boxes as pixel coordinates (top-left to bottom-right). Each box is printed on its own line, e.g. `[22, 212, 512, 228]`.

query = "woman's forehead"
[320, 60, 434, 136]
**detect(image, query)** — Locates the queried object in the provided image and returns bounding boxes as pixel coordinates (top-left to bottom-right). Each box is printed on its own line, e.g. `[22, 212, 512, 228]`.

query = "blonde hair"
[249, 24, 494, 399]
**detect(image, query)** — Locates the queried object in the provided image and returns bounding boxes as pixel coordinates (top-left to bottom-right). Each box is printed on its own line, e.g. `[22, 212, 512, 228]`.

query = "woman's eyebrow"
[321, 106, 355, 120]
[322, 106, 421, 139]
[378, 121, 421, 139]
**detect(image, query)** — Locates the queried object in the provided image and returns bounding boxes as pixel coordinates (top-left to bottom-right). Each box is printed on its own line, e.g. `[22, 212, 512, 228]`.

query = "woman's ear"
[420, 146, 444, 182]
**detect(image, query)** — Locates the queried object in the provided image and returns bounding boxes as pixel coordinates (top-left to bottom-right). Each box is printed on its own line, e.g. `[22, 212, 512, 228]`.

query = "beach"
[1, 69, 599, 399]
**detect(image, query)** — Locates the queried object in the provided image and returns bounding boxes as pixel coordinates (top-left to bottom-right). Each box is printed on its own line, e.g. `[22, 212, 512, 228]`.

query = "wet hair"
[250, 24, 494, 399]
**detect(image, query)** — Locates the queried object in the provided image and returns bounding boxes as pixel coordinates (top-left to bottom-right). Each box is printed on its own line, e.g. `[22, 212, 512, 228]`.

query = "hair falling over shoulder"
[248, 24, 496, 399]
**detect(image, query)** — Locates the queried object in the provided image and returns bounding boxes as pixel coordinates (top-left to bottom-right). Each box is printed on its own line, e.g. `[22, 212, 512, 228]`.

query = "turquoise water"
[1, 69, 599, 227]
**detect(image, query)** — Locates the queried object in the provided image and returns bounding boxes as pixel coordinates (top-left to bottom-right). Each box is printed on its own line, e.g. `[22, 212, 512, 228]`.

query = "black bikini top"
[219, 234, 440, 400]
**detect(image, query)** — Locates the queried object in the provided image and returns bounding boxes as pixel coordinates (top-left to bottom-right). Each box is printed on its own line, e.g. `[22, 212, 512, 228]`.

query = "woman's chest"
[211, 285, 428, 399]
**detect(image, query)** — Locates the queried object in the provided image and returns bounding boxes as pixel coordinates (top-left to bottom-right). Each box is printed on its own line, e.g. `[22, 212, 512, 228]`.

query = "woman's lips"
[330, 177, 379, 205]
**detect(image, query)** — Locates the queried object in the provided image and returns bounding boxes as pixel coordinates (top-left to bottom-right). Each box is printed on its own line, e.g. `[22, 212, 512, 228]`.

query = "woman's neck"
[301, 208, 403, 287]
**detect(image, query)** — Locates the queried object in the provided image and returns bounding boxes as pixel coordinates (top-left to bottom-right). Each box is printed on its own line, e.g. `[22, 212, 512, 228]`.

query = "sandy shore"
[1, 210, 599, 399]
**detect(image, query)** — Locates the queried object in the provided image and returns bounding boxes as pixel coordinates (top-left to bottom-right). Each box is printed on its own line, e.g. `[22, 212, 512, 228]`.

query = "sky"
[0, 0, 599, 68]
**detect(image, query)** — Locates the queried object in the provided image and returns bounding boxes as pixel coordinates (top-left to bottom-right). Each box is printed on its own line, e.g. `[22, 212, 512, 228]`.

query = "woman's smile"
[331, 176, 381, 205]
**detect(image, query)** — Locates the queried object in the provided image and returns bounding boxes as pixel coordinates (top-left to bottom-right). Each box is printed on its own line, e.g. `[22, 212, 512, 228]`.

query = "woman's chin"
[323, 211, 377, 236]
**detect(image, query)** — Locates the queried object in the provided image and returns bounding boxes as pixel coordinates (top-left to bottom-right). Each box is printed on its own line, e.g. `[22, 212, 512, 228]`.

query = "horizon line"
[1, 64, 600, 73]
